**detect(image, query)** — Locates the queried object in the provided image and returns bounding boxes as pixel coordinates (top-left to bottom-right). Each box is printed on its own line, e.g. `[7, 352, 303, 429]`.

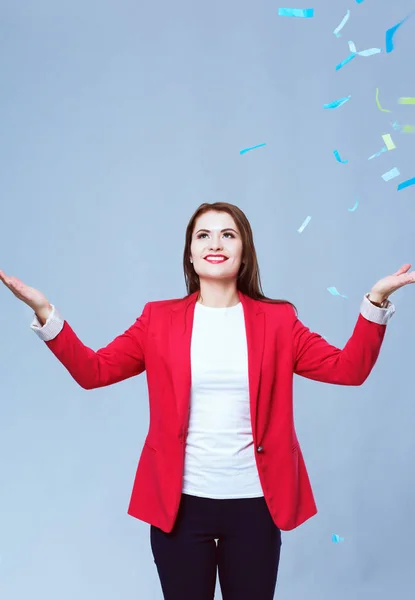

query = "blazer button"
[257, 446, 264, 453]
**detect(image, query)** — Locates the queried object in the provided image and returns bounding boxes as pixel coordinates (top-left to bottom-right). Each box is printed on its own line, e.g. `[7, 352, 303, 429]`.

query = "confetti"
[278, 8, 314, 18]
[348, 40, 381, 57]
[399, 97, 415, 105]
[391, 121, 401, 130]
[240, 143, 266, 155]
[348, 199, 359, 212]
[335, 53, 356, 71]
[403, 125, 415, 133]
[297, 216, 311, 233]
[333, 10, 350, 37]
[397, 177, 415, 191]
[368, 147, 387, 160]
[332, 534, 345, 543]
[386, 14, 413, 53]
[382, 134, 396, 150]
[375, 88, 391, 113]
[382, 167, 400, 182]
[323, 96, 351, 109]
[333, 150, 348, 164]
[327, 287, 348, 299]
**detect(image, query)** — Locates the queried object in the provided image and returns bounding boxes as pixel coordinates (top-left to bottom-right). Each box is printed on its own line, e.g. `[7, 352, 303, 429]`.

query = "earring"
[190, 258, 193, 263]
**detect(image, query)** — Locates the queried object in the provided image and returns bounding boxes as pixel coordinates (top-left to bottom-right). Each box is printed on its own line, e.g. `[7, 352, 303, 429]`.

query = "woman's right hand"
[0, 269, 51, 314]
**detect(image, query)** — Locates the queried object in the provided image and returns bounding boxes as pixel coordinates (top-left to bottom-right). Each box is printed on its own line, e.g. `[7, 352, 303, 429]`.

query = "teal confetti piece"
[332, 534, 345, 543]
[327, 287, 348, 299]
[240, 143, 266, 155]
[278, 8, 314, 18]
[355, 0, 364, 4]
[297, 216, 311, 233]
[397, 177, 415, 191]
[348, 40, 381, 57]
[333, 150, 348, 164]
[348, 199, 359, 212]
[335, 53, 356, 71]
[382, 167, 400, 181]
[323, 95, 351, 109]
[368, 147, 387, 160]
[333, 10, 350, 37]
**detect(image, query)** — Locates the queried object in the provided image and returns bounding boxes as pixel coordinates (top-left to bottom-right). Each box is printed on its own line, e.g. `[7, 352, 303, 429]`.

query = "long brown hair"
[182, 202, 297, 315]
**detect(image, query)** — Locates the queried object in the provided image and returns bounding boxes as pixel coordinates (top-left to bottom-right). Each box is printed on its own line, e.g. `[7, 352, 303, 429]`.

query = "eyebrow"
[195, 228, 238, 234]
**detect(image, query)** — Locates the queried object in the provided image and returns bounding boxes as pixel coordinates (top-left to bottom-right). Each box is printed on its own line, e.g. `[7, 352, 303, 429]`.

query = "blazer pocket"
[144, 440, 158, 453]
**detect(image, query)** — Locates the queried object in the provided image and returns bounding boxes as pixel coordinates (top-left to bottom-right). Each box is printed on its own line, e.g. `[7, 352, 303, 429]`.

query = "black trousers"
[150, 493, 282, 599]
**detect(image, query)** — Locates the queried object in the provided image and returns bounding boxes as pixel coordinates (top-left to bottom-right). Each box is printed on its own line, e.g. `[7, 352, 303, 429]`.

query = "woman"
[1, 201, 414, 600]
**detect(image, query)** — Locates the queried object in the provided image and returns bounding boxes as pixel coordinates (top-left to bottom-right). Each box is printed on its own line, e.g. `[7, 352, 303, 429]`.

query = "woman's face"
[189, 211, 243, 282]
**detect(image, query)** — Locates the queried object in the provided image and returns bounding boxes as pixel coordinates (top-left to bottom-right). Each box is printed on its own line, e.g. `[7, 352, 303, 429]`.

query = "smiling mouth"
[204, 257, 228, 263]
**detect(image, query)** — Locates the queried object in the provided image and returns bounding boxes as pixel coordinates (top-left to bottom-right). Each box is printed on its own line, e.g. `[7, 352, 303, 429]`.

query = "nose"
[209, 233, 223, 250]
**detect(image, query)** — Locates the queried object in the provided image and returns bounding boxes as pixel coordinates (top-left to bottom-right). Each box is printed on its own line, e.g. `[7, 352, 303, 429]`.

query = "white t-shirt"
[182, 301, 264, 499]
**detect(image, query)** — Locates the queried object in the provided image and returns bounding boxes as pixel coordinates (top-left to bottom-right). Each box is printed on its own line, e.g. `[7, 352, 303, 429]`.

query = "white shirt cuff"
[30, 304, 65, 341]
[360, 293, 395, 325]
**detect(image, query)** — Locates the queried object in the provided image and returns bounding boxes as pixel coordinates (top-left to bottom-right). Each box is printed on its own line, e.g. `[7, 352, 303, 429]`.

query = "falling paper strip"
[333, 150, 348, 163]
[382, 134, 396, 150]
[335, 53, 356, 70]
[297, 216, 311, 233]
[403, 125, 415, 133]
[327, 287, 348, 299]
[348, 199, 359, 212]
[332, 534, 345, 543]
[324, 96, 351, 109]
[348, 40, 381, 57]
[375, 88, 391, 113]
[240, 143, 266, 155]
[278, 8, 314, 18]
[368, 147, 387, 160]
[386, 14, 413, 53]
[382, 167, 400, 181]
[397, 177, 415, 191]
[333, 10, 350, 37]
[399, 97, 415, 105]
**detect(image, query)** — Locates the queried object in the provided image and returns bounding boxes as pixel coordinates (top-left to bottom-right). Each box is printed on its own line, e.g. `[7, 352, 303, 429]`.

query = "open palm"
[371, 264, 415, 299]
[0, 270, 49, 312]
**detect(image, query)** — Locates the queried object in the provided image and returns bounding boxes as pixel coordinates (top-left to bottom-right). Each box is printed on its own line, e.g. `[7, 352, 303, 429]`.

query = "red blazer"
[44, 290, 387, 533]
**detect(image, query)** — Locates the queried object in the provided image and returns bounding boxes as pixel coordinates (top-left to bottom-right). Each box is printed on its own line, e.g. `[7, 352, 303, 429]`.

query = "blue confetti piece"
[333, 10, 350, 38]
[278, 8, 314, 18]
[386, 13, 413, 53]
[297, 216, 312, 233]
[323, 95, 351, 109]
[333, 150, 348, 164]
[335, 53, 356, 71]
[240, 143, 266, 155]
[332, 534, 345, 543]
[397, 177, 415, 191]
[327, 287, 348, 299]
[355, 0, 364, 4]
[382, 167, 400, 182]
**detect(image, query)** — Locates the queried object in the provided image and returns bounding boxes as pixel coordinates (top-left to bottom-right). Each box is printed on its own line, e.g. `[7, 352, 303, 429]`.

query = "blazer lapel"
[168, 290, 265, 441]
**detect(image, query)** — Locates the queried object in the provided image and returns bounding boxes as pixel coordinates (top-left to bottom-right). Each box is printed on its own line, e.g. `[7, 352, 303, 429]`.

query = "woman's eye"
[197, 232, 234, 239]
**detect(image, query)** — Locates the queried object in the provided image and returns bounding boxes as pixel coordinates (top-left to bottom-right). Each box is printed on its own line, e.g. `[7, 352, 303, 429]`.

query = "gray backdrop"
[1, 0, 414, 598]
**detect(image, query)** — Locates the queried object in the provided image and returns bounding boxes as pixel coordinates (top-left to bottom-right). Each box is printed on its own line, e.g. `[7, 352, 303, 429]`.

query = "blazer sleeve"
[41, 302, 151, 390]
[292, 295, 395, 386]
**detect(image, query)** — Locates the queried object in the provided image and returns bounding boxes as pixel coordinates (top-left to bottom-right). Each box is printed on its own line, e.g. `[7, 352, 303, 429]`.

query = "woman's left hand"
[370, 263, 415, 302]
